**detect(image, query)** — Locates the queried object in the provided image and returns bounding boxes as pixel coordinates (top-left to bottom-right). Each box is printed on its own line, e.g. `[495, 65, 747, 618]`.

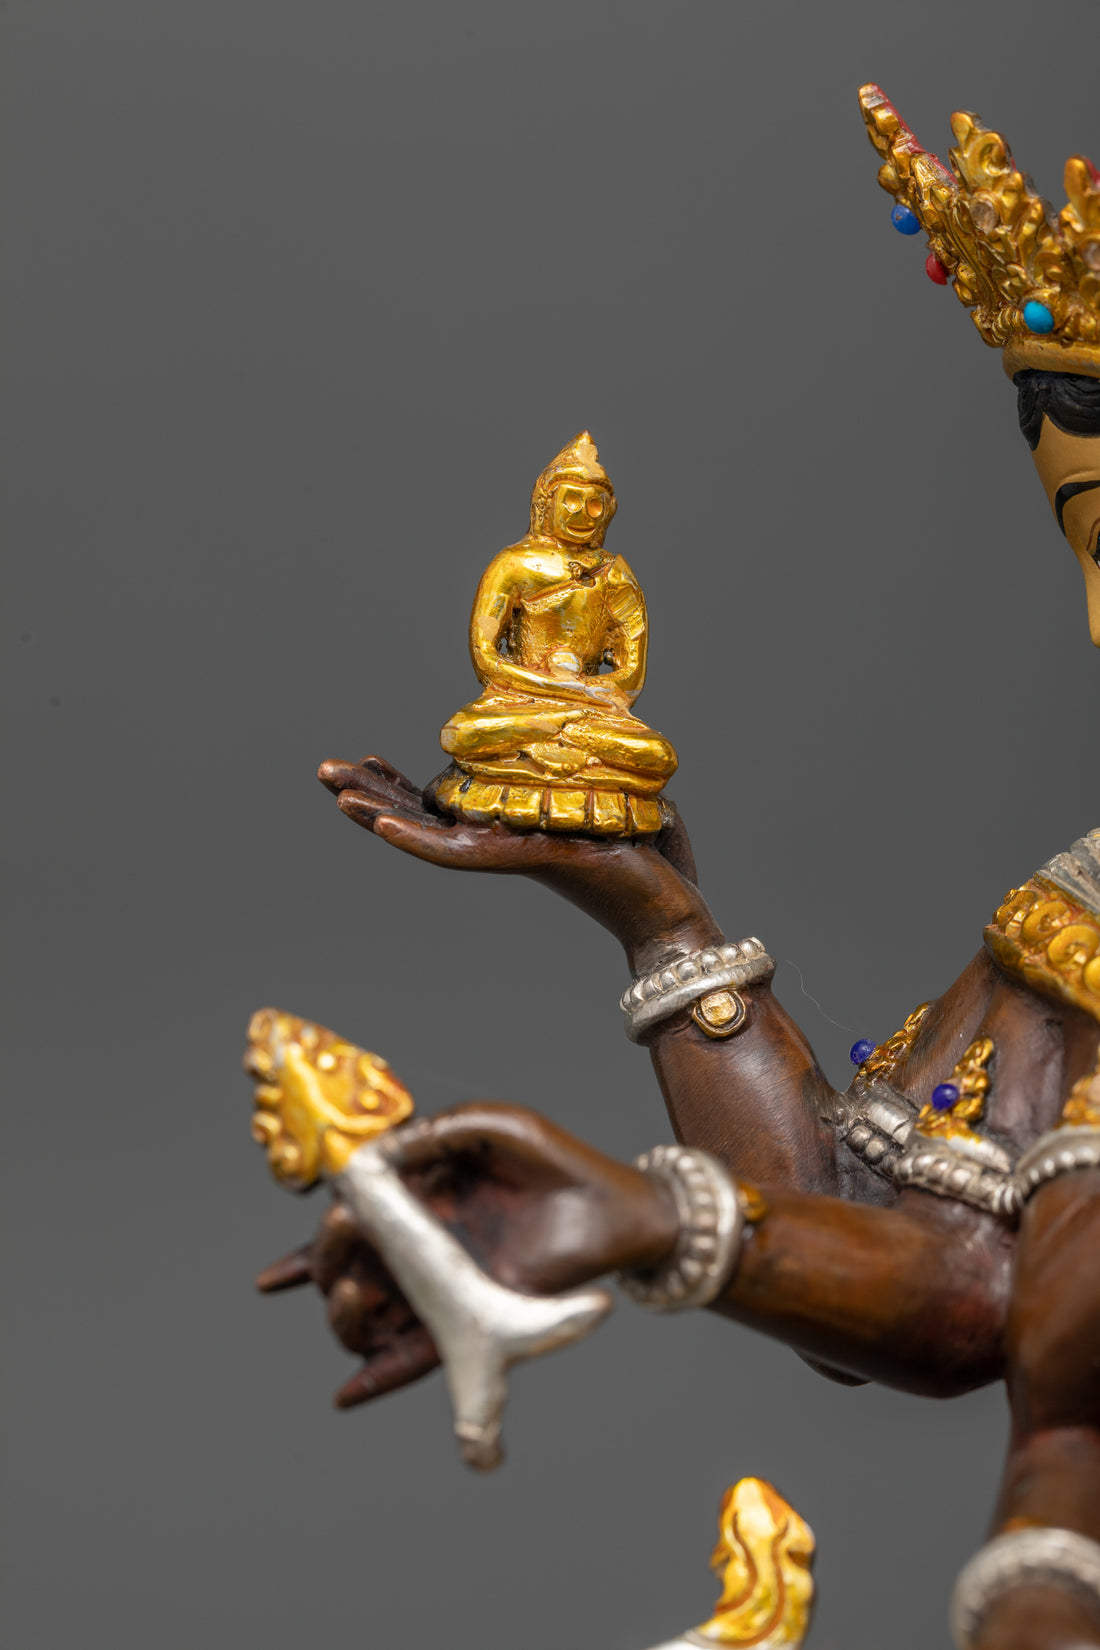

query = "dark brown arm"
[316, 757, 845, 1191]
[711, 1183, 1012, 1396]
[975, 1170, 1100, 1650]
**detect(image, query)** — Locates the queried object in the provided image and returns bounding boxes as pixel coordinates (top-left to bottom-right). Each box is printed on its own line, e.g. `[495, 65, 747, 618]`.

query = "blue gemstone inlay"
[850, 1039, 876, 1065]
[891, 203, 921, 236]
[1023, 300, 1055, 334]
[931, 1083, 959, 1112]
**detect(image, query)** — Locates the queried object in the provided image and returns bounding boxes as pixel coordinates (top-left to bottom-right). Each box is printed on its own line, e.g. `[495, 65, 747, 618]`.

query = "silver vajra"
[621, 938, 775, 1041]
[618, 1145, 746, 1311]
[336, 1125, 613, 1472]
[950, 1527, 1100, 1649]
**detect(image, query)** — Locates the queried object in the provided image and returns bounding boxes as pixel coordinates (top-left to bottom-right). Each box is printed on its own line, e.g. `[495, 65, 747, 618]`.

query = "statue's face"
[551, 482, 611, 545]
[1030, 418, 1100, 646]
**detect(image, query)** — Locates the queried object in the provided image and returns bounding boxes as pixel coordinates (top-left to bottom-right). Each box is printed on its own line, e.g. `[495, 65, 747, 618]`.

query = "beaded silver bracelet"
[617, 1145, 746, 1311]
[1015, 1125, 1100, 1202]
[893, 1132, 1022, 1221]
[950, 1527, 1100, 1649]
[620, 939, 774, 1042]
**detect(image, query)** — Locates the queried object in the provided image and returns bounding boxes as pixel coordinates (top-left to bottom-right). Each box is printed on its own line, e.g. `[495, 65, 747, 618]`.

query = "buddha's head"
[244, 1008, 414, 1190]
[1017, 372, 1100, 646]
[530, 430, 617, 548]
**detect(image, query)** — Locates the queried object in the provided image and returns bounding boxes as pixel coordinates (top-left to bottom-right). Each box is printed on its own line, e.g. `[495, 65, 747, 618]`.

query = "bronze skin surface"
[259, 379, 1100, 1650]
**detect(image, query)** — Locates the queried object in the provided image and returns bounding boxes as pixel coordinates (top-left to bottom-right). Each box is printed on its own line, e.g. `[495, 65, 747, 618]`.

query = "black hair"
[1015, 369, 1100, 450]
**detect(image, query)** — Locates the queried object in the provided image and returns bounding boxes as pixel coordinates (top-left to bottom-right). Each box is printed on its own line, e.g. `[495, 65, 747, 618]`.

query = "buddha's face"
[1029, 418, 1100, 646]
[551, 482, 611, 546]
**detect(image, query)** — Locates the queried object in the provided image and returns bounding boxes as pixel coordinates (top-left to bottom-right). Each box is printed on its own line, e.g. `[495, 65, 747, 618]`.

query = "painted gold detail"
[437, 432, 677, 837]
[916, 1036, 995, 1144]
[857, 1001, 932, 1085]
[735, 1183, 770, 1225]
[860, 85, 1100, 379]
[692, 989, 748, 1039]
[986, 878, 1100, 1025]
[691, 1477, 815, 1647]
[244, 1008, 414, 1190]
[1061, 1053, 1100, 1129]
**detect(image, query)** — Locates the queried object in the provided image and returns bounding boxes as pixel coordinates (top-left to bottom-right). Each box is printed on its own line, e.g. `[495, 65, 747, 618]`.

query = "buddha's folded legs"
[440, 701, 582, 762]
[441, 697, 677, 786]
[556, 714, 678, 779]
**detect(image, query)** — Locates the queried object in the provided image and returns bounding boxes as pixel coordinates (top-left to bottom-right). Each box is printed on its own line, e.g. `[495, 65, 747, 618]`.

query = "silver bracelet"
[1015, 1125, 1100, 1202]
[950, 1527, 1100, 1649]
[893, 1133, 1022, 1221]
[617, 1145, 746, 1311]
[620, 939, 774, 1042]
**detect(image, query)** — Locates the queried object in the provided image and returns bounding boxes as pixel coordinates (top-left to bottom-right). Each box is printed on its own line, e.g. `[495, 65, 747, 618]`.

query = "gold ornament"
[857, 1001, 932, 1085]
[436, 431, 678, 836]
[916, 1036, 995, 1145]
[691, 1477, 815, 1647]
[860, 84, 1100, 380]
[244, 1008, 414, 1189]
[986, 882, 1100, 1025]
[692, 990, 748, 1039]
[1061, 1056, 1100, 1129]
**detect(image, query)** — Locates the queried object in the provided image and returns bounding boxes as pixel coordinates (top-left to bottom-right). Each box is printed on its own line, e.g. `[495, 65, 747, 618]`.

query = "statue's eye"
[585, 497, 604, 518]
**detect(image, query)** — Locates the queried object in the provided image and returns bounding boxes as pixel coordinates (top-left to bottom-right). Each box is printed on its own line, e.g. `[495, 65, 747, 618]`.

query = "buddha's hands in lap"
[256, 1103, 678, 1408]
[317, 755, 721, 969]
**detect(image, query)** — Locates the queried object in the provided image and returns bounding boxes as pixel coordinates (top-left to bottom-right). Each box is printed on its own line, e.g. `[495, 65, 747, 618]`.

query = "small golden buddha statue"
[435, 432, 678, 835]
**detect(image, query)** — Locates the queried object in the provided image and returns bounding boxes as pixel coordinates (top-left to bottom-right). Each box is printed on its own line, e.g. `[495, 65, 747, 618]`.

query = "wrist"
[626, 1169, 682, 1271]
[625, 916, 724, 977]
[618, 1146, 748, 1311]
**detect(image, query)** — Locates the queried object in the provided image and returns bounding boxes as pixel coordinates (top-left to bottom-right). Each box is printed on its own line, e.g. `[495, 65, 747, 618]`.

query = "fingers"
[310, 1200, 375, 1292]
[355, 755, 421, 798]
[655, 805, 699, 886]
[333, 1329, 440, 1408]
[368, 809, 529, 871]
[316, 755, 421, 805]
[255, 1246, 313, 1293]
[387, 1102, 583, 1183]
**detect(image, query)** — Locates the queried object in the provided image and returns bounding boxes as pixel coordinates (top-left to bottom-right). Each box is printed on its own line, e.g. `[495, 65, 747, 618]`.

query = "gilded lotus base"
[435, 766, 671, 836]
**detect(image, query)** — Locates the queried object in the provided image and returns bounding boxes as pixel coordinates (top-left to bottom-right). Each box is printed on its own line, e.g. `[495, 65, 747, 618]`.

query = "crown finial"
[859, 84, 1100, 380]
[530, 431, 615, 536]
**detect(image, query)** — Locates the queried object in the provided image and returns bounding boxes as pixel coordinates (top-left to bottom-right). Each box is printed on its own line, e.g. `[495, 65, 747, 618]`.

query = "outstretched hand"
[317, 755, 720, 968]
[257, 1103, 679, 1411]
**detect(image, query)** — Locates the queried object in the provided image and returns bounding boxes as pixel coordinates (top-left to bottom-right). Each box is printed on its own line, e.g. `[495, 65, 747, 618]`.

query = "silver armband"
[893, 1132, 1022, 1221]
[620, 939, 774, 1042]
[618, 1145, 747, 1311]
[1015, 1125, 1100, 1202]
[950, 1527, 1100, 1649]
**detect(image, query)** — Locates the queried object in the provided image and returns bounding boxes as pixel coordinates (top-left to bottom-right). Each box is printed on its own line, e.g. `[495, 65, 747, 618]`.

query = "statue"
[251, 87, 1100, 1650]
[434, 431, 678, 836]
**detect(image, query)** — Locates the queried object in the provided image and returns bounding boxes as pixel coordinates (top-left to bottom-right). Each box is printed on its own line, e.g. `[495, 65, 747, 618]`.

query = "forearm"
[969, 1171, 1100, 1648]
[646, 985, 841, 1191]
[964, 1427, 1100, 1650]
[710, 1184, 1011, 1395]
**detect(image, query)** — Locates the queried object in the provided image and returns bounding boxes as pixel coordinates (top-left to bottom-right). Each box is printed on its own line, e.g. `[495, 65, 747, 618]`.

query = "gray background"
[4, 2, 1098, 1646]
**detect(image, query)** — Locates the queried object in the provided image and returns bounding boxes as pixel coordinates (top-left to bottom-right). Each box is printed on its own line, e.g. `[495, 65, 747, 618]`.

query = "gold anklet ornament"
[646, 1477, 815, 1649]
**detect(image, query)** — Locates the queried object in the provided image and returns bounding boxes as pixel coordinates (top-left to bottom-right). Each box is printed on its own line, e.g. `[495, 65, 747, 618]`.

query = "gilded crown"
[859, 84, 1100, 380]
